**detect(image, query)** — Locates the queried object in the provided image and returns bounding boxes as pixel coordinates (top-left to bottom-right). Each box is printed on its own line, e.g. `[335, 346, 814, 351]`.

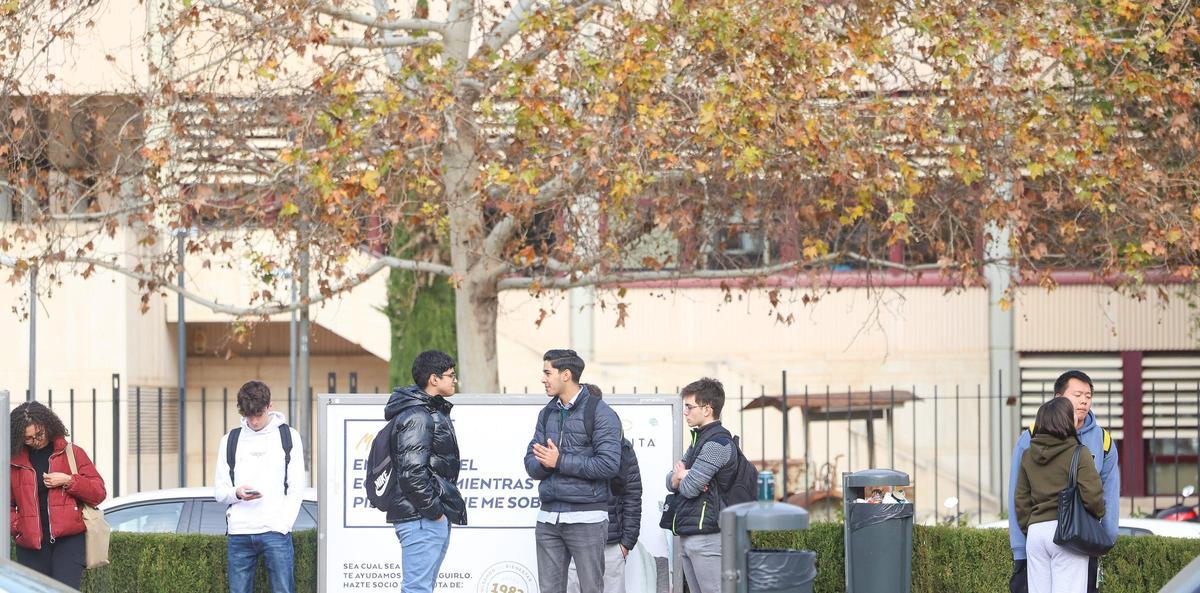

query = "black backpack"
[226, 424, 293, 495]
[719, 435, 759, 505]
[610, 438, 636, 495]
[364, 418, 399, 512]
[692, 430, 758, 506]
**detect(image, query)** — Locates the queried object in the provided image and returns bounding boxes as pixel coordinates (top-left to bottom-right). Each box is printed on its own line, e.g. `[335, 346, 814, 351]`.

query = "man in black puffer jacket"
[384, 350, 467, 593]
[526, 350, 623, 593]
[567, 385, 643, 593]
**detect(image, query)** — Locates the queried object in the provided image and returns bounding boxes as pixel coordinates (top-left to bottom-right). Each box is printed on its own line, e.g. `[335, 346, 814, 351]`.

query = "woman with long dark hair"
[1015, 397, 1105, 593]
[9, 401, 107, 588]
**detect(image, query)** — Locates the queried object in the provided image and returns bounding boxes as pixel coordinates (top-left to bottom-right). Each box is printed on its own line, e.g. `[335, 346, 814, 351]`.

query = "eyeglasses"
[436, 372, 458, 383]
[23, 428, 46, 445]
[683, 403, 707, 412]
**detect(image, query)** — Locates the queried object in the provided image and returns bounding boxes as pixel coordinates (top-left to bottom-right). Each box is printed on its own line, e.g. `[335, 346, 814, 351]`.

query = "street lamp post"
[28, 265, 36, 401]
[175, 226, 196, 487]
[280, 269, 299, 424]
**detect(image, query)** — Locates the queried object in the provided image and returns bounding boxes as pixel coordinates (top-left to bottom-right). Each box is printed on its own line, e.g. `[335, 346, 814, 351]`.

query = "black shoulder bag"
[1053, 445, 1115, 557]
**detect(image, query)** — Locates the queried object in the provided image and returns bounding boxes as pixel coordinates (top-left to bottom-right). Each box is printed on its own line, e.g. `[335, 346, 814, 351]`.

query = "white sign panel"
[319, 395, 682, 593]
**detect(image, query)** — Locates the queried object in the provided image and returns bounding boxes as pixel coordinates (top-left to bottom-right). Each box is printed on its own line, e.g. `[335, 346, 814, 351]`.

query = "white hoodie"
[214, 411, 306, 535]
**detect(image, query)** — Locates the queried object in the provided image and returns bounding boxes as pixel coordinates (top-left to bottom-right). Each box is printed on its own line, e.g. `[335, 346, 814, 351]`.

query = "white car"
[977, 518, 1200, 539]
[99, 487, 318, 535]
[0, 559, 80, 592]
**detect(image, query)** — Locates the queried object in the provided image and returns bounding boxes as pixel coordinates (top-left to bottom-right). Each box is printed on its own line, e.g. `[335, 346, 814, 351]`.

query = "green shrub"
[754, 524, 1200, 593]
[80, 530, 317, 593]
[54, 524, 1200, 593]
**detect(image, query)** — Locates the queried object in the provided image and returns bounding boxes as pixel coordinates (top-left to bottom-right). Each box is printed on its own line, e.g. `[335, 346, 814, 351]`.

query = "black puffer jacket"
[383, 386, 467, 525]
[607, 438, 643, 549]
[524, 388, 623, 512]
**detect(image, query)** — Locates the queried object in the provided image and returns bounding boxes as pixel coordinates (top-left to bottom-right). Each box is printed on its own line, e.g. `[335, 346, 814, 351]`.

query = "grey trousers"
[536, 520, 609, 593]
[1027, 521, 1089, 593]
[566, 543, 626, 593]
[680, 534, 722, 593]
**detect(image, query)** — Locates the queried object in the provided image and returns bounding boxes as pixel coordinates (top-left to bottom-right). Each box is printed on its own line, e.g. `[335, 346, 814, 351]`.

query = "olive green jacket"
[1015, 433, 1106, 533]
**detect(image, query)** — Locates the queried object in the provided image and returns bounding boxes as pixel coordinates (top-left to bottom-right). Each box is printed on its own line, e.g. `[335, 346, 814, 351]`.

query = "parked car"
[0, 558, 80, 592]
[98, 487, 318, 535]
[977, 517, 1200, 539]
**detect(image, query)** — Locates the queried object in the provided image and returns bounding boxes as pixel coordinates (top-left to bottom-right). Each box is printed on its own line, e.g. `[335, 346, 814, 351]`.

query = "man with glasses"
[383, 349, 467, 593]
[526, 349, 623, 593]
[667, 378, 734, 593]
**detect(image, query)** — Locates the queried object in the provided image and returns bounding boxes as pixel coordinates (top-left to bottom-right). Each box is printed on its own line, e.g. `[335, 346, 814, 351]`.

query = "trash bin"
[720, 501, 816, 593]
[747, 549, 817, 593]
[843, 469, 913, 593]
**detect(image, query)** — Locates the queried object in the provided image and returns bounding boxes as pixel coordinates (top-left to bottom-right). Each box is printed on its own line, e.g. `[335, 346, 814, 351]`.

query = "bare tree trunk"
[453, 274, 500, 392]
[441, 0, 500, 392]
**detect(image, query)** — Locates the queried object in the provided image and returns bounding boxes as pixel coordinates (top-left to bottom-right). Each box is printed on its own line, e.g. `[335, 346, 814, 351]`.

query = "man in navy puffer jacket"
[525, 350, 622, 593]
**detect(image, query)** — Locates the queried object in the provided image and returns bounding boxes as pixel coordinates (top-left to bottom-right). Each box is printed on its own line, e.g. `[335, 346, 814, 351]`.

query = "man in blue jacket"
[1008, 370, 1120, 593]
[525, 349, 623, 593]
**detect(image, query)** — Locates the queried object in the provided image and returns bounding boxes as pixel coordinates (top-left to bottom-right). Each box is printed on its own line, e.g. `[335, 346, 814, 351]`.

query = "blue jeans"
[227, 532, 295, 593]
[394, 517, 452, 593]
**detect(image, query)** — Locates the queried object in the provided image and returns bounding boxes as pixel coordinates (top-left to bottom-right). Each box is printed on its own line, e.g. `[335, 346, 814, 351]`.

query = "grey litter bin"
[720, 502, 816, 593]
[843, 469, 913, 593]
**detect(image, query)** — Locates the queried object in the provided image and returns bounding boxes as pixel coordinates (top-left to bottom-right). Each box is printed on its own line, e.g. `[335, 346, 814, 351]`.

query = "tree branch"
[482, 171, 575, 249]
[476, 0, 611, 74]
[372, 0, 407, 75]
[476, 0, 538, 59]
[497, 252, 953, 290]
[478, 170, 580, 284]
[203, 0, 266, 25]
[327, 35, 441, 49]
[497, 260, 831, 290]
[0, 253, 454, 317]
[48, 201, 150, 222]
[314, 2, 446, 34]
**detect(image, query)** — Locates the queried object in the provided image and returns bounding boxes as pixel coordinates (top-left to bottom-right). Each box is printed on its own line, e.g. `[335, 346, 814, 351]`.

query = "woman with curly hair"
[9, 401, 107, 588]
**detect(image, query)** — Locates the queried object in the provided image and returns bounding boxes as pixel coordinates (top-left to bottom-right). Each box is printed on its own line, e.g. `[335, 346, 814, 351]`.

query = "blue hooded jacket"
[1007, 410, 1120, 559]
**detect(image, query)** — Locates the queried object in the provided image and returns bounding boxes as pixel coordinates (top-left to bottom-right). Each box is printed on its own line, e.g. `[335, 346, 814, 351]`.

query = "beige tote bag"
[65, 442, 112, 569]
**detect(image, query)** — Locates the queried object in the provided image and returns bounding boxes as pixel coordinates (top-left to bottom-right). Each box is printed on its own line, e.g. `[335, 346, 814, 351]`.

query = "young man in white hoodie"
[215, 381, 307, 593]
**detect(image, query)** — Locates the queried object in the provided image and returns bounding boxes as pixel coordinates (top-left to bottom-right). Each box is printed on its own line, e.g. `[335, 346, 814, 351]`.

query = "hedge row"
[63, 524, 1200, 593]
[754, 523, 1200, 593]
[79, 530, 317, 593]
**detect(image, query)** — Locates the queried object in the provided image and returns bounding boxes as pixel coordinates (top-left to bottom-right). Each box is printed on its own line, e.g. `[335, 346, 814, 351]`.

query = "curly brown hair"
[236, 381, 272, 417]
[10, 401, 68, 455]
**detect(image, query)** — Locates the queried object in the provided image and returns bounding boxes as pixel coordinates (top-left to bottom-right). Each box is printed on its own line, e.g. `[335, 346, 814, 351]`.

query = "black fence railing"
[26, 374, 122, 497]
[23, 376, 1199, 524]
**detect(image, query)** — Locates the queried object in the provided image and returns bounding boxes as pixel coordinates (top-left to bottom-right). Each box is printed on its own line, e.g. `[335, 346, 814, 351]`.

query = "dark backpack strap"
[279, 424, 294, 495]
[538, 406, 553, 438]
[226, 428, 242, 488]
[584, 392, 601, 442]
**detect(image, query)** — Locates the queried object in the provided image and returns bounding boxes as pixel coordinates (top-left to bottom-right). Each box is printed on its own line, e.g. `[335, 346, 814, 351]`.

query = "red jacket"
[9, 436, 107, 550]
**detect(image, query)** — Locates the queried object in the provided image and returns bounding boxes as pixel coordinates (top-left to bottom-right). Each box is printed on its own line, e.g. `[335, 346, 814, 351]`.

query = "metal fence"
[24, 373, 386, 498]
[25, 375, 123, 496]
[503, 377, 1200, 524]
[22, 374, 1200, 524]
